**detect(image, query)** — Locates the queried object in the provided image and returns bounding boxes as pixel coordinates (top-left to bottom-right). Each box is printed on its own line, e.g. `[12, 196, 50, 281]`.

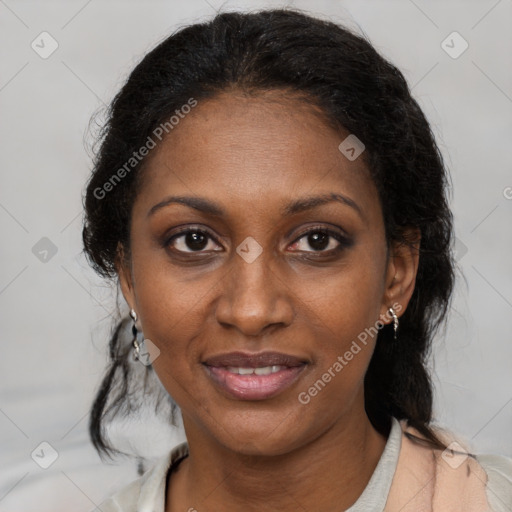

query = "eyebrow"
[147, 193, 364, 220]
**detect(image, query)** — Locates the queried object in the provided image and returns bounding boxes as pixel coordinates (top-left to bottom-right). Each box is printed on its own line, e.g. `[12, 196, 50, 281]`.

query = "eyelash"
[164, 225, 351, 255]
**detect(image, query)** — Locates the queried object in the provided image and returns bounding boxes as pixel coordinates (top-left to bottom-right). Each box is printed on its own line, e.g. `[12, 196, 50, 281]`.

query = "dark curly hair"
[83, 8, 455, 459]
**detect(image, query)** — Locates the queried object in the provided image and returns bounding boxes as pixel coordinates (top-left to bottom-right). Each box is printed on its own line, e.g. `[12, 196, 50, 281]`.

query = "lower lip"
[203, 365, 306, 400]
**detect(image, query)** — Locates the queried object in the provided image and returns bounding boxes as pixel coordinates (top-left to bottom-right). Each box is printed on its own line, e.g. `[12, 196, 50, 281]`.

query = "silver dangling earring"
[129, 308, 141, 360]
[388, 307, 399, 341]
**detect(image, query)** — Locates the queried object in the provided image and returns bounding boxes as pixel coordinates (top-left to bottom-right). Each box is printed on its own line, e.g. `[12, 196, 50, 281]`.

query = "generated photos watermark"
[93, 97, 198, 200]
[298, 302, 403, 405]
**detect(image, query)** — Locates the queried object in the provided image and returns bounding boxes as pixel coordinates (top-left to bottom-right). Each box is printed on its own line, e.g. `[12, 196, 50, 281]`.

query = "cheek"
[295, 253, 386, 385]
[129, 249, 222, 392]
[302, 254, 386, 339]
[130, 236, 213, 336]
[135, 276, 205, 409]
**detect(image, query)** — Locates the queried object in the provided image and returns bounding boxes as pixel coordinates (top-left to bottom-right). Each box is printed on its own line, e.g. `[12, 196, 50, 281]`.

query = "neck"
[167, 404, 388, 511]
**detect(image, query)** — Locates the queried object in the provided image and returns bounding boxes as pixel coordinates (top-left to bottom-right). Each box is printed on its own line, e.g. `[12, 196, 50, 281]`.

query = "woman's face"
[119, 91, 417, 456]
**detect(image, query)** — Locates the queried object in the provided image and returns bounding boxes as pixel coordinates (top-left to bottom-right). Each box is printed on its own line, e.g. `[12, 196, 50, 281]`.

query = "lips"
[203, 351, 307, 368]
[202, 351, 308, 400]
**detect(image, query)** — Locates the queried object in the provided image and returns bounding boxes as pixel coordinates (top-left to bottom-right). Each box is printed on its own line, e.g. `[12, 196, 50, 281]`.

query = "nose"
[214, 247, 295, 337]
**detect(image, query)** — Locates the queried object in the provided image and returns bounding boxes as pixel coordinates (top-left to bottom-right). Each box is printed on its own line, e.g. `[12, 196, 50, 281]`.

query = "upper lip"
[203, 351, 307, 368]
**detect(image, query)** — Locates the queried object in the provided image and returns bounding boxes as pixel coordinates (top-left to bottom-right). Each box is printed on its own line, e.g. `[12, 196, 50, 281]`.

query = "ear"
[380, 228, 421, 321]
[116, 242, 136, 311]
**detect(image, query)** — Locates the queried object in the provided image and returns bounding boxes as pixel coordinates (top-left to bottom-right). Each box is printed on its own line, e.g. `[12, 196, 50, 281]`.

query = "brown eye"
[290, 228, 352, 253]
[166, 228, 222, 253]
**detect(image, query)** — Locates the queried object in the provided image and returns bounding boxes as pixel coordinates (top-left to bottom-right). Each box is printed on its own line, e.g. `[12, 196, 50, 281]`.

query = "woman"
[82, 8, 512, 511]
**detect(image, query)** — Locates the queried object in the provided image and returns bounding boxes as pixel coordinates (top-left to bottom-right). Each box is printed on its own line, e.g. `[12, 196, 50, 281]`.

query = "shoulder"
[92, 442, 189, 512]
[475, 452, 512, 512]
[96, 479, 143, 512]
[399, 419, 512, 511]
[429, 422, 512, 510]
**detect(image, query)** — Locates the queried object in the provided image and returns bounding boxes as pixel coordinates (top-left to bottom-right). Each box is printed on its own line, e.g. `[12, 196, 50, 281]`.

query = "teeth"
[255, 366, 272, 375]
[226, 365, 283, 375]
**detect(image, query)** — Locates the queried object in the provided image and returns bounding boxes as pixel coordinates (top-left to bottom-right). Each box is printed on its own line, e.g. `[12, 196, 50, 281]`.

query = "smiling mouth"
[223, 365, 286, 375]
[202, 351, 308, 400]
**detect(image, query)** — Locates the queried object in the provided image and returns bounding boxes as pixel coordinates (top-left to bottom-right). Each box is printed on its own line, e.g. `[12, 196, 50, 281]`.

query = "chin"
[206, 411, 307, 457]
[222, 434, 298, 457]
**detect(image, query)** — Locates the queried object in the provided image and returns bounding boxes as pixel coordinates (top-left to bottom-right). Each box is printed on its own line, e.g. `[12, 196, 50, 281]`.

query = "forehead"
[135, 91, 380, 221]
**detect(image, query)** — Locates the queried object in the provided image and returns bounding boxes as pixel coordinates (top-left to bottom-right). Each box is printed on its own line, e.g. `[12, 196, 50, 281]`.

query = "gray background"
[1, 0, 511, 510]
